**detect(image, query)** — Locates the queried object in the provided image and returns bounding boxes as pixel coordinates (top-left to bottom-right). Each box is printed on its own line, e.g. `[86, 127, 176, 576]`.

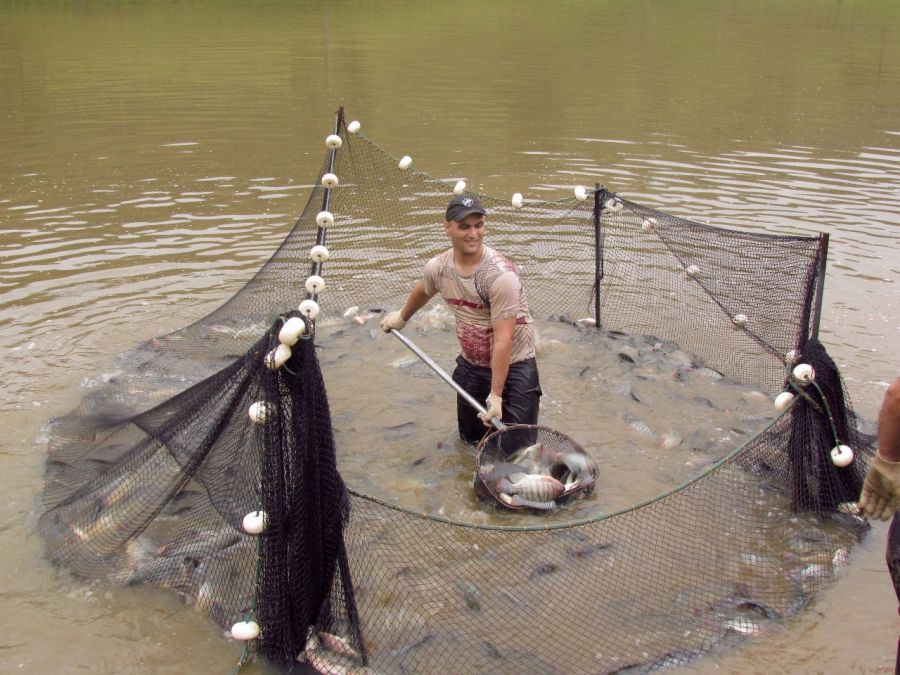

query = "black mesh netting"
[39, 109, 876, 673]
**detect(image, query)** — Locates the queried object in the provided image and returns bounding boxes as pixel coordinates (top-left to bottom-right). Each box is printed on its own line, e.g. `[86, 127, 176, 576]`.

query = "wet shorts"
[451, 355, 542, 446]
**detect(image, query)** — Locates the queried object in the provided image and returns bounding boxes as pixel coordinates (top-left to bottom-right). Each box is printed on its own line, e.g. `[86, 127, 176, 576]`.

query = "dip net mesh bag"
[39, 109, 875, 673]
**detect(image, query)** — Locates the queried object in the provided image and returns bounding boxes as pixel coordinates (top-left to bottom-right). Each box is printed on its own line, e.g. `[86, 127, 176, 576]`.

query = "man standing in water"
[858, 377, 900, 671]
[381, 194, 541, 445]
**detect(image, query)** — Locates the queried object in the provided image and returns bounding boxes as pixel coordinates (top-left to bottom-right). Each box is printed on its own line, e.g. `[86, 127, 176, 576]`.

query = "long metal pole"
[593, 184, 603, 328]
[390, 329, 504, 431]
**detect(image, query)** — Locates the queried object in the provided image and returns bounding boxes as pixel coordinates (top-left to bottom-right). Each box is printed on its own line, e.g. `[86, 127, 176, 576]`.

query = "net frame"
[474, 424, 599, 512]
[36, 107, 875, 673]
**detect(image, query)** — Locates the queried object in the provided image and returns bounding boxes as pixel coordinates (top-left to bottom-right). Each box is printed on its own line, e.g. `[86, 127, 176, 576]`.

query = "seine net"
[39, 109, 874, 673]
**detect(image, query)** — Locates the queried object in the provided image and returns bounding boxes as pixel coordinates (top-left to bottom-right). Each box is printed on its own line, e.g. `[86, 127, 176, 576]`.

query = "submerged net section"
[40, 109, 875, 673]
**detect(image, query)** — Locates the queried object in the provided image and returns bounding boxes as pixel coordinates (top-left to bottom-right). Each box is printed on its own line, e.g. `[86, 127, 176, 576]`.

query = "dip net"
[39, 108, 875, 673]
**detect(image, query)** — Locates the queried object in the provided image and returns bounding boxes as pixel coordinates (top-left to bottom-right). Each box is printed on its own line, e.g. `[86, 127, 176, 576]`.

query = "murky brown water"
[2, 1, 899, 672]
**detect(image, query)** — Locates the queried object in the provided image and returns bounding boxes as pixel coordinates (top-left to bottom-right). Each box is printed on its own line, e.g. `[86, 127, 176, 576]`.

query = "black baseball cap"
[445, 195, 486, 223]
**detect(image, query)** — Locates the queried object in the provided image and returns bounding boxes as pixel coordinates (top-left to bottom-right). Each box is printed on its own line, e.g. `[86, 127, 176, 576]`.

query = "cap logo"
[461, 197, 473, 207]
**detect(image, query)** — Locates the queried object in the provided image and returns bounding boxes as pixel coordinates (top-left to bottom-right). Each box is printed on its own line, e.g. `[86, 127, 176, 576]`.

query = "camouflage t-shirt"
[422, 245, 535, 368]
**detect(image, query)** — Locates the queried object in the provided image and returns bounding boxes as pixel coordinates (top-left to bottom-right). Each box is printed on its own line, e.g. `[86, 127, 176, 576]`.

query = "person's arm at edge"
[878, 378, 900, 462]
[858, 377, 900, 520]
[399, 280, 431, 323]
[489, 315, 516, 398]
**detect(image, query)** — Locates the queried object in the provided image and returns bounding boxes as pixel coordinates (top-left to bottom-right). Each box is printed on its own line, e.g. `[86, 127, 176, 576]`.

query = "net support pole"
[311, 106, 344, 278]
[592, 184, 604, 329]
[810, 232, 829, 340]
[303, 107, 344, 337]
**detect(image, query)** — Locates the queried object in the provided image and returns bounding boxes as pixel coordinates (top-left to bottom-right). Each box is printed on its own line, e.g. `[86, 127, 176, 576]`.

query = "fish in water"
[318, 631, 361, 659]
[479, 462, 528, 481]
[550, 452, 600, 486]
[156, 526, 240, 558]
[627, 417, 658, 440]
[506, 443, 560, 474]
[455, 580, 483, 612]
[125, 551, 200, 597]
[722, 616, 761, 636]
[353, 309, 383, 325]
[304, 651, 376, 675]
[303, 632, 378, 675]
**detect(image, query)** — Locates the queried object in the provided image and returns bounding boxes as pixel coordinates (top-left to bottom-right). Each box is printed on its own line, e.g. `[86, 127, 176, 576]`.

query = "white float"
[249, 401, 270, 424]
[574, 185, 587, 201]
[278, 317, 307, 346]
[830, 444, 855, 467]
[231, 620, 261, 641]
[321, 173, 339, 189]
[732, 314, 748, 327]
[299, 299, 320, 320]
[398, 155, 412, 170]
[453, 180, 466, 195]
[305, 275, 326, 294]
[774, 391, 795, 411]
[347, 120, 361, 134]
[309, 244, 329, 263]
[316, 211, 334, 228]
[685, 264, 700, 278]
[325, 134, 342, 149]
[792, 363, 815, 385]
[265, 343, 292, 370]
[242, 510, 267, 535]
[642, 217, 658, 232]
[511, 193, 524, 209]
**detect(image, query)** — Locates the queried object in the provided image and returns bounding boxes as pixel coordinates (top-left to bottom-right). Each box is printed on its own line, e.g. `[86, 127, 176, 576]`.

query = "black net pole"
[593, 184, 604, 328]
[303, 106, 344, 341]
[810, 232, 829, 340]
[308, 106, 343, 289]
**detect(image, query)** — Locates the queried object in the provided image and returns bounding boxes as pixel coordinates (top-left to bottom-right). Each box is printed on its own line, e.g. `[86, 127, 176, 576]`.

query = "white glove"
[380, 310, 407, 333]
[478, 393, 502, 427]
[859, 453, 900, 521]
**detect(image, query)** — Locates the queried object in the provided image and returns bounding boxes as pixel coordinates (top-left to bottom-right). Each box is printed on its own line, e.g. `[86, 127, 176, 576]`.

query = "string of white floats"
[230, 122, 361, 644]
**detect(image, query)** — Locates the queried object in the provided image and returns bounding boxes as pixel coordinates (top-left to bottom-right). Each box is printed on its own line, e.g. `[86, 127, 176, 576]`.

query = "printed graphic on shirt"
[423, 246, 535, 367]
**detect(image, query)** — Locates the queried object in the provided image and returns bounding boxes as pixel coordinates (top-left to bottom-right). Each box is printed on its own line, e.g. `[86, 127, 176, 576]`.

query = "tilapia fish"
[303, 631, 378, 675]
[507, 443, 560, 474]
[498, 493, 558, 510]
[496, 474, 567, 510]
[479, 462, 528, 486]
[505, 474, 566, 501]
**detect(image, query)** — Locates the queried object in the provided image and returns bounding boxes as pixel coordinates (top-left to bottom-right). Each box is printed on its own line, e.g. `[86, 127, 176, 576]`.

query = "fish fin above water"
[318, 631, 360, 659]
[658, 432, 682, 450]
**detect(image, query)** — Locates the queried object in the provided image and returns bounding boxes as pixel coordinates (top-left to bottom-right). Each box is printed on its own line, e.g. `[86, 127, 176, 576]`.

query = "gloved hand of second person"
[478, 393, 502, 427]
[858, 452, 900, 521]
[380, 310, 407, 333]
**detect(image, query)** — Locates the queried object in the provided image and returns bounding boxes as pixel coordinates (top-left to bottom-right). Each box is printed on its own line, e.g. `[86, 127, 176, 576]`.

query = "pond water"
[1, 1, 898, 672]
